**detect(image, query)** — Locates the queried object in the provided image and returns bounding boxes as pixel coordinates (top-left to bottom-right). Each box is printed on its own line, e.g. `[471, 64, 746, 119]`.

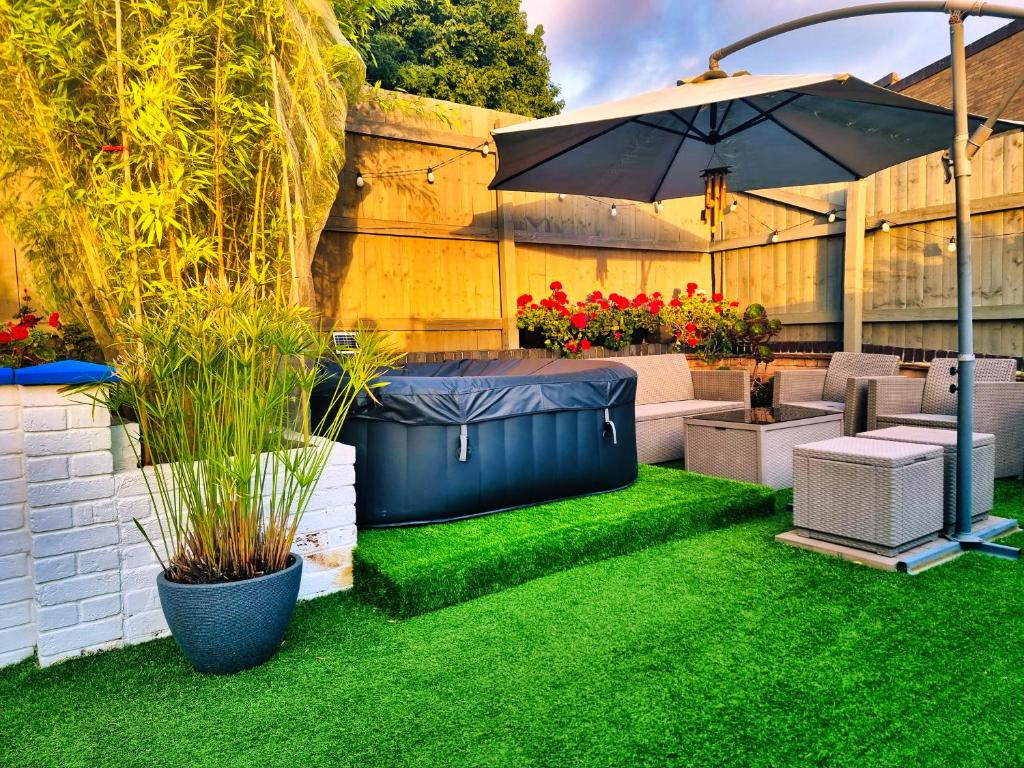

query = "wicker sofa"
[773, 351, 901, 436]
[866, 357, 1024, 478]
[611, 354, 749, 464]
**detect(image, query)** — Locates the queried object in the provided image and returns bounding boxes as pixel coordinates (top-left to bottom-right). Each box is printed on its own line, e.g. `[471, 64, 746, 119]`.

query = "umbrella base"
[950, 532, 1021, 561]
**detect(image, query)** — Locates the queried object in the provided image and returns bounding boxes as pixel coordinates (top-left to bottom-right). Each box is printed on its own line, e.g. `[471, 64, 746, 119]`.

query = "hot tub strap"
[603, 408, 618, 445]
[458, 424, 470, 462]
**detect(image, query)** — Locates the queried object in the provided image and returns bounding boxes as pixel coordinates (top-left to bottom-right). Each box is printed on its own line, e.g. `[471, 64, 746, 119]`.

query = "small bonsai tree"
[729, 303, 782, 407]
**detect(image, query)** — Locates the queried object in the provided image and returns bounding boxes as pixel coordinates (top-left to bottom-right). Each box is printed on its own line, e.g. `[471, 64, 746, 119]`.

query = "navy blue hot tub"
[311, 358, 638, 528]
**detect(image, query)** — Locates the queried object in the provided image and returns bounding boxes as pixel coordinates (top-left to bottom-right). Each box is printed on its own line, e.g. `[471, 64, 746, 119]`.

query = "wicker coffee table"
[683, 405, 843, 489]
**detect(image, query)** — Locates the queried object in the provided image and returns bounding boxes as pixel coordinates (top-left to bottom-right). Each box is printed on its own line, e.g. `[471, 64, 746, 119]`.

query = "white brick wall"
[0, 383, 357, 668]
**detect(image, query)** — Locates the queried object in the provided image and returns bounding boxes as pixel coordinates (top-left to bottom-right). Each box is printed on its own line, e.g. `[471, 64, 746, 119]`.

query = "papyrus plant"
[95, 282, 401, 583]
[0, 0, 365, 351]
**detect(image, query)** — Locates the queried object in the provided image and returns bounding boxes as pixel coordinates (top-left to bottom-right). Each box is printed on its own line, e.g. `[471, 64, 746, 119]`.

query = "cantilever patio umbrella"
[489, 68, 1023, 556]
[489, 71, 1019, 202]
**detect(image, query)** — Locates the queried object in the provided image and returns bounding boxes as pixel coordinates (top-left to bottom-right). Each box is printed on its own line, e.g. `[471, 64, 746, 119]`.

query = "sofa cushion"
[821, 352, 899, 403]
[610, 355, 694, 405]
[876, 413, 958, 429]
[634, 399, 743, 422]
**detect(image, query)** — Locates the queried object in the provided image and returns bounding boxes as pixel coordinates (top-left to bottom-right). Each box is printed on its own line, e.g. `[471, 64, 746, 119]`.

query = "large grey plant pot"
[156, 554, 302, 675]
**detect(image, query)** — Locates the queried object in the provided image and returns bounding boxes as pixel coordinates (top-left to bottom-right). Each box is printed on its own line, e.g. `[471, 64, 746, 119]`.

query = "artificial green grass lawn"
[1, 478, 1023, 768]
[355, 464, 776, 617]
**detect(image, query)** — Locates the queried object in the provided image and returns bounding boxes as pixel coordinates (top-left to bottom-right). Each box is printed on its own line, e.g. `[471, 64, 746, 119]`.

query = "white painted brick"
[24, 428, 111, 457]
[70, 451, 114, 477]
[0, 575, 32, 604]
[72, 499, 117, 526]
[121, 542, 159, 571]
[0, 429, 23, 456]
[305, 484, 355, 511]
[33, 554, 76, 583]
[33, 524, 118, 558]
[37, 604, 78, 631]
[18, 386, 71, 407]
[119, 517, 162, 547]
[26, 456, 68, 482]
[296, 505, 355, 535]
[0, 623, 36, 654]
[78, 548, 119, 574]
[328, 442, 356, 465]
[29, 506, 73, 533]
[0, 600, 31, 629]
[116, 494, 155, 523]
[37, 616, 121, 657]
[0, 529, 30, 557]
[0, 504, 24, 532]
[0, 553, 28, 580]
[294, 525, 355, 555]
[0, 455, 21, 482]
[124, 587, 160, 616]
[110, 423, 141, 471]
[36, 570, 119, 606]
[67, 404, 111, 429]
[0, 647, 33, 667]
[121, 564, 161, 593]
[0, 388, 19, 406]
[27, 475, 113, 507]
[123, 610, 168, 643]
[21, 407, 67, 432]
[315, 464, 356, 489]
[114, 465, 173, 498]
[0, 408, 18, 431]
[80, 594, 121, 622]
[0, 478, 26, 505]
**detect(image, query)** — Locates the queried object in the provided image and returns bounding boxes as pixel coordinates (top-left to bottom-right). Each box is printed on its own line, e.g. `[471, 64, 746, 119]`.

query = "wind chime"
[700, 167, 730, 241]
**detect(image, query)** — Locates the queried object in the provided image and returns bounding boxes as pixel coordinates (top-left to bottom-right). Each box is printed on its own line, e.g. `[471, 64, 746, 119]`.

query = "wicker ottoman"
[857, 427, 995, 532]
[793, 436, 944, 556]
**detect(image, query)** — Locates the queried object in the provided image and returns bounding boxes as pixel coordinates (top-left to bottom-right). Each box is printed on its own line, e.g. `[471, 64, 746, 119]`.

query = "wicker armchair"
[773, 352, 901, 435]
[611, 354, 749, 464]
[866, 357, 1024, 478]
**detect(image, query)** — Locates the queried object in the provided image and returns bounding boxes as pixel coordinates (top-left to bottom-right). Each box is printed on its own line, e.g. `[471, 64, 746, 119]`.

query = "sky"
[520, 1, 1011, 110]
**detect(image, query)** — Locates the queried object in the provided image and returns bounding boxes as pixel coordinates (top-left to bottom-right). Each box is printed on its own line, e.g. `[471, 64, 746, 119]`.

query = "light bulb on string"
[728, 200, 738, 213]
[355, 171, 364, 189]
[880, 220, 890, 232]
[948, 236, 957, 253]
[610, 204, 618, 218]
[654, 201, 663, 214]
[770, 231, 779, 244]
[426, 168, 435, 184]
[481, 143, 490, 157]
[827, 209, 837, 223]
[558, 193, 567, 201]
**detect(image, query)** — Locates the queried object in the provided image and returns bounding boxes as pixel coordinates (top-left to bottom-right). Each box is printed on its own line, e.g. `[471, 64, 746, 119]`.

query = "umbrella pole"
[948, 16, 1019, 559]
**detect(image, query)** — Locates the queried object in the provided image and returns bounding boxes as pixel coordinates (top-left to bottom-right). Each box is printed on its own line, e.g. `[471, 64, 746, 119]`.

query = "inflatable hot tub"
[311, 358, 637, 528]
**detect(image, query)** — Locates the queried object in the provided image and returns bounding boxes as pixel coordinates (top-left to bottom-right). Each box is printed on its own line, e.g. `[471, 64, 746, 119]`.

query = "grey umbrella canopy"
[489, 72, 1021, 200]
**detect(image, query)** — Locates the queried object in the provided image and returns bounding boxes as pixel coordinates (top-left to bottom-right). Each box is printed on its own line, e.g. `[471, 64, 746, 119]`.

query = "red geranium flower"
[517, 294, 532, 307]
[652, 291, 662, 299]
[554, 291, 568, 304]
[11, 325, 28, 341]
[714, 306, 723, 314]
[647, 300, 664, 315]
[685, 322, 697, 333]
[730, 301, 740, 308]
[712, 293, 724, 302]
[571, 312, 589, 330]
[559, 305, 571, 316]
[686, 336, 699, 346]
[673, 330, 683, 339]
[565, 340, 578, 353]
[598, 300, 610, 310]
[669, 298, 682, 307]
[550, 280, 562, 291]
[686, 282, 698, 292]
[633, 293, 648, 306]
[540, 298, 554, 309]
[21, 313, 38, 328]
[590, 290, 603, 300]
[0, 331, 11, 343]
[530, 303, 539, 309]
[614, 331, 623, 340]
[580, 339, 591, 351]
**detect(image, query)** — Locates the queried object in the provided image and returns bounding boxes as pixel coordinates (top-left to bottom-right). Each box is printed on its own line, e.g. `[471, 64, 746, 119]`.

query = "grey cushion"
[821, 352, 900, 403]
[921, 357, 1017, 416]
[634, 400, 743, 422]
[611, 354, 695, 405]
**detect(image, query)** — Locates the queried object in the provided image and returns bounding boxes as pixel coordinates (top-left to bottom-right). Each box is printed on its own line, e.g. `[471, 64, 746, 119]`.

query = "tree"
[0, 0, 366, 351]
[354, 0, 563, 117]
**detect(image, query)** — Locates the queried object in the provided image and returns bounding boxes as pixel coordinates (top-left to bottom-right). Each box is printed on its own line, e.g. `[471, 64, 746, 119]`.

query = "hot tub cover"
[315, 358, 637, 426]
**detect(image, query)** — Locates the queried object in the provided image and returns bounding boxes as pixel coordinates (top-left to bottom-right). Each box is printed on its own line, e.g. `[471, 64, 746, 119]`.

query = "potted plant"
[95, 283, 399, 674]
[727, 303, 782, 407]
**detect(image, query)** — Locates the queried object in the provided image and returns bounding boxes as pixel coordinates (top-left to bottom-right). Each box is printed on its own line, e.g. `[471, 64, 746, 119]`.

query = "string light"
[559, 193, 567, 201]
[948, 236, 957, 252]
[827, 209, 837, 223]
[481, 142, 490, 157]
[769, 231, 780, 243]
[426, 167, 435, 184]
[610, 203, 618, 218]
[355, 170, 364, 189]
[880, 220, 891, 232]
[654, 201, 664, 214]
[728, 200, 738, 213]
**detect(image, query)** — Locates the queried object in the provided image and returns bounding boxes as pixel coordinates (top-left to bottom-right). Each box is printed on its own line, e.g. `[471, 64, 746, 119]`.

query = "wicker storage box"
[793, 436, 944, 555]
[857, 427, 994, 532]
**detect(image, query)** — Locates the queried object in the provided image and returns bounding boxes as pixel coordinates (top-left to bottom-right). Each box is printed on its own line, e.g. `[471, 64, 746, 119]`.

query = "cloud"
[522, 0, 1009, 109]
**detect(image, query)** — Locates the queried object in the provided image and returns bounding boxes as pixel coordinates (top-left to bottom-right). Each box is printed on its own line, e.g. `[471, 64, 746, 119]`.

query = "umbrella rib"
[717, 93, 804, 141]
[650, 106, 703, 203]
[668, 110, 710, 141]
[632, 118, 688, 138]
[490, 118, 635, 189]
[740, 98, 859, 178]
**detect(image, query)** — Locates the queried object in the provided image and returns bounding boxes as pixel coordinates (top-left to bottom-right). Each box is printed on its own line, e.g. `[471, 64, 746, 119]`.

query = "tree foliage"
[0, 0, 366, 352]
[353, 0, 563, 117]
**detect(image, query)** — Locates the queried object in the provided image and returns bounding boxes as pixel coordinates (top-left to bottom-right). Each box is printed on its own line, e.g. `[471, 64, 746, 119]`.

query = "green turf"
[353, 464, 776, 617]
[1, 478, 1023, 768]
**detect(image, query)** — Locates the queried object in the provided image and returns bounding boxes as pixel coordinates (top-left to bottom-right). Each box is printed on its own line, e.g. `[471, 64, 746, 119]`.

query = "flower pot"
[630, 328, 648, 345]
[156, 553, 303, 675]
[518, 328, 547, 349]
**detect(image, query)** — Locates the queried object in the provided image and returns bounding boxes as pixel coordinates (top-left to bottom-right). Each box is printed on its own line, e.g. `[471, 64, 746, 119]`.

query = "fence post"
[842, 180, 867, 352]
[496, 189, 519, 349]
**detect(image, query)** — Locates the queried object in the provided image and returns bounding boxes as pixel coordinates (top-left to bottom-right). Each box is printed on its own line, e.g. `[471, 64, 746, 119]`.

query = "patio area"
[1, 473, 1022, 768]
